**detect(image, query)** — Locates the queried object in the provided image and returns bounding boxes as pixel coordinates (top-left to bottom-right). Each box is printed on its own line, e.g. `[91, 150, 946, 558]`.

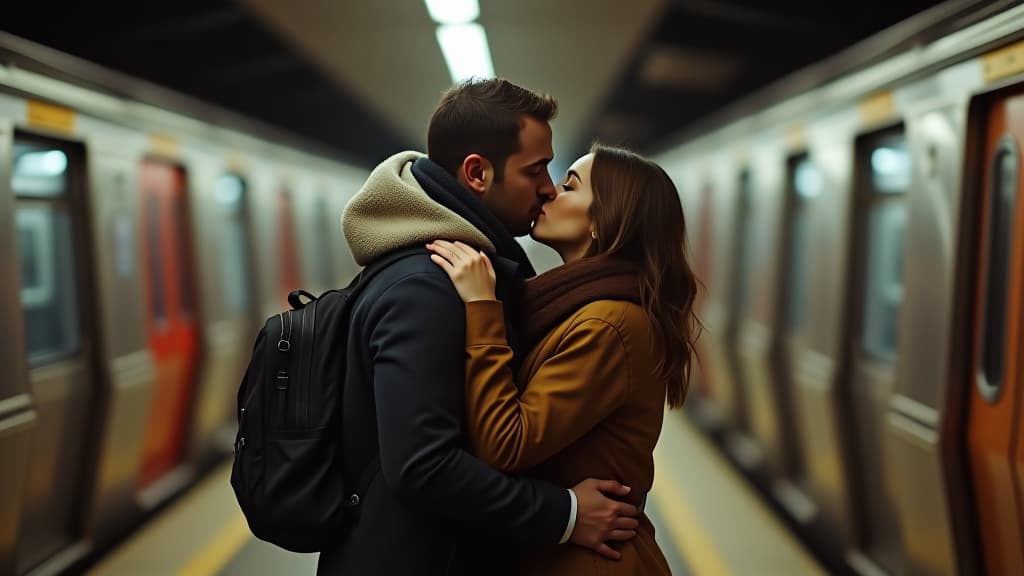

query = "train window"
[870, 143, 911, 193]
[978, 136, 1018, 398]
[315, 194, 335, 288]
[784, 156, 818, 332]
[12, 143, 82, 364]
[12, 148, 68, 198]
[171, 195, 193, 317]
[215, 174, 252, 314]
[794, 159, 823, 199]
[278, 188, 302, 302]
[695, 185, 714, 288]
[860, 134, 909, 362]
[730, 170, 755, 321]
[110, 172, 137, 279]
[861, 203, 906, 361]
[145, 193, 167, 323]
[17, 208, 55, 308]
[113, 213, 136, 278]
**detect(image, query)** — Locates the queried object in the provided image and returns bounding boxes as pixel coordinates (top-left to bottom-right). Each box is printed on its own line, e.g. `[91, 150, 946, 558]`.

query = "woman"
[427, 144, 699, 575]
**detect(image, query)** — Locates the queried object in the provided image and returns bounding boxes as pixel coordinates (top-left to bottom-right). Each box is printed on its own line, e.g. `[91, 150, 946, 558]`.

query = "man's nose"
[539, 175, 557, 202]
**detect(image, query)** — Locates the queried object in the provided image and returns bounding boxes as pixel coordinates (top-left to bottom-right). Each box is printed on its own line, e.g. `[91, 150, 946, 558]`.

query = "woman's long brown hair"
[586, 144, 700, 408]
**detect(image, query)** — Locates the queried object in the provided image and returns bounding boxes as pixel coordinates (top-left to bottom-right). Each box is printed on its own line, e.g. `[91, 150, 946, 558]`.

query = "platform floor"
[87, 413, 824, 575]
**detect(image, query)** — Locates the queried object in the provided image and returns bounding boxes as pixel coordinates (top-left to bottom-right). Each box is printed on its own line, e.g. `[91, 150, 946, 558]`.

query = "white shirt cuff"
[559, 489, 578, 544]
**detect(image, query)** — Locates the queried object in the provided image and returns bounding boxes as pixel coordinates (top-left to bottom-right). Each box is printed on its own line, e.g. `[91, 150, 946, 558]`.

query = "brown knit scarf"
[523, 256, 643, 348]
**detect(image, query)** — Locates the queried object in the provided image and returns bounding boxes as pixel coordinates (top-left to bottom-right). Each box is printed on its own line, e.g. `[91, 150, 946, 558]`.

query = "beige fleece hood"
[342, 151, 495, 266]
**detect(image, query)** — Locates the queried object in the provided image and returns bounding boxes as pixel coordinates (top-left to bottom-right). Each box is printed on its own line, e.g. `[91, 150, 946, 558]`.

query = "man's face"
[482, 116, 557, 237]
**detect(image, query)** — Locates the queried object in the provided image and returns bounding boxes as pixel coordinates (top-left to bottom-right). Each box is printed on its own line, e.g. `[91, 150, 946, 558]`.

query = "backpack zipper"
[276, 312, 292, 427]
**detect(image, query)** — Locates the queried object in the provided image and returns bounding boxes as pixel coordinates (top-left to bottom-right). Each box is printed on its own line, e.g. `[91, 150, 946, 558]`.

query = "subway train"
[651, 2, 1024, 575]
[0, 33, 367, 575]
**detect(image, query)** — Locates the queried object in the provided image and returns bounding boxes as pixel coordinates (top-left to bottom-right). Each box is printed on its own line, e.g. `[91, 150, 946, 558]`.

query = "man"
[320, 79, 639, 575]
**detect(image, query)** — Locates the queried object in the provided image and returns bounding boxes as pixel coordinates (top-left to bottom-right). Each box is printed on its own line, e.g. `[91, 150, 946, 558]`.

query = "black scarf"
[411, 157, 536, 278]
[412, 157, 535, 364]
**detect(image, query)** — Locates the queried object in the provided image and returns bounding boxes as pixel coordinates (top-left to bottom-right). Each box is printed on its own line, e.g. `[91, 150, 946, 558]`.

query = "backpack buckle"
[275, 370, 289, 390]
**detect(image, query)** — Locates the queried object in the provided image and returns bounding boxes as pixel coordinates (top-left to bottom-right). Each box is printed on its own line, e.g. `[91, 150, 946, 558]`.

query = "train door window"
[732, 170, 756, 319]
[113, 213, 136, 279]
[315, 194, 335, 289]
[11, 143, 82, 365]
[978, 136, 1018, 399]
[277, 188, 302, 304]
[144, 189, 167, 324]
[172, 196, 194, 318]
[696, 184, 714, 290]
[861, 135, 910, 362]
[215, 174, 252, 314]
[785, 156, 821, 333]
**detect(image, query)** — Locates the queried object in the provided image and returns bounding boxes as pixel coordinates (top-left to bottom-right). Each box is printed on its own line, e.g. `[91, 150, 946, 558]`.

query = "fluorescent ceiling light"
[424, 0, 480, 24]
[436, 23, 495, 83]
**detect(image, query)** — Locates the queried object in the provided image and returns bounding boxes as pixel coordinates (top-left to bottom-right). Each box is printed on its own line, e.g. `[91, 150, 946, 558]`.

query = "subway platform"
[86, 414, 824, 576]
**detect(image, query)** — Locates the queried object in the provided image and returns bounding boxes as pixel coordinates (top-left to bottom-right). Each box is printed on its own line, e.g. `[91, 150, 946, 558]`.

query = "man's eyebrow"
[524, 157, 552, 168]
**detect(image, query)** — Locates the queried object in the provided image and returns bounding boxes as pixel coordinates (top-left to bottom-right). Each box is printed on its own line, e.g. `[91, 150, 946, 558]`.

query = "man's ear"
[458, 154, 494, 198]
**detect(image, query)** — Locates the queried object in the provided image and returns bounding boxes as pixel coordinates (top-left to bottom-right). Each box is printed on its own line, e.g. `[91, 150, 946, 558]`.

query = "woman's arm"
[463, 299, 630, 472]
[426, 240, 631, 471]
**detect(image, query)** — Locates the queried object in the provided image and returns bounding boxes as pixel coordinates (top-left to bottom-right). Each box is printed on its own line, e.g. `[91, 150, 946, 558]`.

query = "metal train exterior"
[0, 34, 366, 575]
[653, 3, 1024, 575]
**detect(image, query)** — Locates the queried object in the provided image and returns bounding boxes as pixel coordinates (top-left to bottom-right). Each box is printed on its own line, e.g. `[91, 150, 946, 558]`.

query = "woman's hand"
[427, 240, 497, 303]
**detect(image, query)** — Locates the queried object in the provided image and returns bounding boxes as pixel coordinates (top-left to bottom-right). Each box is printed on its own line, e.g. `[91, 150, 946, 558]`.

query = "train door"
[314, 192, 336, 291]
[724, 170, 755, 438]
[967, 90, 1024, 576]
[190, 172, 257, 453]
[845, 129, 910, 573]
[10, 137, 97, 573]
[138, 160, 200, 488]
[771, 154, 818, 502]
[277, 187, 302, 306]
[215, 173, 257, 347]
[693, 184, 717, 403]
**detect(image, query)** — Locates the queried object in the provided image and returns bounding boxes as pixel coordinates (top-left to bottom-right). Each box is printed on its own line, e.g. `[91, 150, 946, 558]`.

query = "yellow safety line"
[653, 443, 732, 576]
[177, 514, 252, 576]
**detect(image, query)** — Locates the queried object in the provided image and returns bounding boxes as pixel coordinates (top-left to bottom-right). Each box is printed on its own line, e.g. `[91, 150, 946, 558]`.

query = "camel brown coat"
[464, 299, 672, 576]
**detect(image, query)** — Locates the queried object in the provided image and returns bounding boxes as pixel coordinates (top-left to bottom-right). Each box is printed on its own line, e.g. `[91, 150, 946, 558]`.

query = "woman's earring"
[591, 231, 597, 240]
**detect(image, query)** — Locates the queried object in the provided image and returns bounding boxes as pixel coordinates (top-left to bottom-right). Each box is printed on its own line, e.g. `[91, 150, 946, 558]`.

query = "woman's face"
[530, 153, 595, 260]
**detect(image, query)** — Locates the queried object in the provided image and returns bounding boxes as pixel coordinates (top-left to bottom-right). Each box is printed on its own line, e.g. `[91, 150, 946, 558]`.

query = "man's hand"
[570, 478, 640, 560]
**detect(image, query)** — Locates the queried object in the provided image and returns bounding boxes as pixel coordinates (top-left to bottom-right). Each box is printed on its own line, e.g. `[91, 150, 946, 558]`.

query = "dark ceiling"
[4, 0, 954, 167]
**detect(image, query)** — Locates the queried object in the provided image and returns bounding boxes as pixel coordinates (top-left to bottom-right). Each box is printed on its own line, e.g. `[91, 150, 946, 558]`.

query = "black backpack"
[230, 248, 418, 553]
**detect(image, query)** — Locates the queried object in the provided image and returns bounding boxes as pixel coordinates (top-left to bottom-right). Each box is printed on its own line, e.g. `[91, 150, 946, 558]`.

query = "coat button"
[348, 494, 360, 506]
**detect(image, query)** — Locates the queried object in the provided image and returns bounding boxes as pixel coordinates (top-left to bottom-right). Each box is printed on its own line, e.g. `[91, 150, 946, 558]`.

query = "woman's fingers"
[429, 240, 459, 262]
[481, 251, 494, 276]
[428, 241, 497, 302]
[428, 254, 456, 276]
[606, 530, 637, 541]
[425, 243, 449, 262]
[451, 241, 478, 259]
[430, 240, 490, 271]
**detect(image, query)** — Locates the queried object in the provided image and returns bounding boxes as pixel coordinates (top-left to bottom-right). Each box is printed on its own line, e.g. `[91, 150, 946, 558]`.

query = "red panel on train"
[138, 161, 200, 488]
[967, 92, 1024, 576]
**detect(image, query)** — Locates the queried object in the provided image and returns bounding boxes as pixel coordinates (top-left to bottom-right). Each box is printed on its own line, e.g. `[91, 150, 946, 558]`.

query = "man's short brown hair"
[428, 78, 557, 180]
